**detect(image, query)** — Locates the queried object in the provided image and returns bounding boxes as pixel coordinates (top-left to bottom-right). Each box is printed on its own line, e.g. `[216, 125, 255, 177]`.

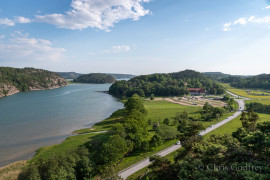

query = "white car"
[176, 141, 181, 145]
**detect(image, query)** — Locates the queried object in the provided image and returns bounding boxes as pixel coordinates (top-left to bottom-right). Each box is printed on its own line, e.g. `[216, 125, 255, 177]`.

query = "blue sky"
[1, 0, 270, 75]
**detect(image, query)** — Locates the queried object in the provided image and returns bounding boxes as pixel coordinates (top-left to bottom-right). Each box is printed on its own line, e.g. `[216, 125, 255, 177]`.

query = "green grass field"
[245, 99, 270, 105]
[30, 133, 108, 163]
[144, 100, 201, 121]
[220, 83, 270, 100]
[144, 100, 237, 128]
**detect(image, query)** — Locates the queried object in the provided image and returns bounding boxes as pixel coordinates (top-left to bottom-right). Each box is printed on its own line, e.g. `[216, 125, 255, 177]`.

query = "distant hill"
[106, 73, 135, 79]
[109, 70, 225, 97]
[56, 72, 82, 79]
[73, 73, 116, 84]
[203, 72, 252, 81]
[222, 74, 270, 89]
[57, 72, 135, 80]
[0, 67, 68, 98]
[203, 72, 230, 80]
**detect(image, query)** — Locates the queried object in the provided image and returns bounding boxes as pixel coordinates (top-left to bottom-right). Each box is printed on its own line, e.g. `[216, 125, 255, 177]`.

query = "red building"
[187, 88, 206, 95]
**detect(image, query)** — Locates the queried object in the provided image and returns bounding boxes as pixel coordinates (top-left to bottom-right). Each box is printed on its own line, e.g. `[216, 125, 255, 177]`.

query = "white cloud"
[0, 35, 5, 39]
[111, 45, 131, 53]
[223, 15, 270, 31]
[0, 18, 15, 26]
[264, 6, 270, 9]
[14, 16, 31, 24]
[36, 0, 151, 31]
[0, 33, 65, 62]
[234, 17, 247, 25]
[0, 16, 31, 26]
[223, 22, 232, 31]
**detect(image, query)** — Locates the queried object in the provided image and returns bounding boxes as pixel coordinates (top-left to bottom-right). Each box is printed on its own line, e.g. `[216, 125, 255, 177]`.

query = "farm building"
[187, 88, 206, 95]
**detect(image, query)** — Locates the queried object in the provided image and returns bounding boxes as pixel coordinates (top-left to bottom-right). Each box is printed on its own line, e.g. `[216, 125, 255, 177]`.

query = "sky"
[1, 0, 270, 75]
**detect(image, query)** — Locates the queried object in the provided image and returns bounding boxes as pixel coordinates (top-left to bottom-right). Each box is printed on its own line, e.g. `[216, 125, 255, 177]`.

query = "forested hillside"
[106, 73, 135, 79]
[73, 73, 116, 84]
[0, 67, 68, 98]
[109, 70, 225, 97]
[56, 72, 82, 79]
[221, 74, 270, 89]
[203, 72, 230, 80]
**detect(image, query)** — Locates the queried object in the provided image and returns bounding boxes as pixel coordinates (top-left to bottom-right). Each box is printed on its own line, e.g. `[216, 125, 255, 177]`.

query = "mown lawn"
[144, 100, 202, 121]
[144, 100, 238, 128]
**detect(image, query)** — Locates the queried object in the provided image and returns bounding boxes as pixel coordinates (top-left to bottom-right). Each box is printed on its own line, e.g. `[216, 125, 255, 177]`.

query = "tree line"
[246, 102, 270, 114]
[221, 74, 270, 90]
[109, 70, 225, 97]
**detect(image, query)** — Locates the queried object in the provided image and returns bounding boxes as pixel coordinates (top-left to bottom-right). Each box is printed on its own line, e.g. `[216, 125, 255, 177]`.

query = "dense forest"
[221, 74, 270, 89]
[73, 73, 116, 84]
[0, 67, 67, 98]
[203, 72, 230, 80]
[204, 72, 251, 81]
[144, 110, 270, 179]
[109, 70, 225, 97]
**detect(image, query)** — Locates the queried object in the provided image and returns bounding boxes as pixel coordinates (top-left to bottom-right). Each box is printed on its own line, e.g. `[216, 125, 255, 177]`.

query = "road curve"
[118, 93, 245, 179]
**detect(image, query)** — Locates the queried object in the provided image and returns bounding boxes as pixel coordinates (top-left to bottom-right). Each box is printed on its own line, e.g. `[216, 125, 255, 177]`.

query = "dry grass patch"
[0, 161, 27, 180]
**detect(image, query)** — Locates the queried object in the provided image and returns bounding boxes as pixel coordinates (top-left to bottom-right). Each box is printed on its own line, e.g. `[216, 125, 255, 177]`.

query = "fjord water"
[0, 84, 123, 167]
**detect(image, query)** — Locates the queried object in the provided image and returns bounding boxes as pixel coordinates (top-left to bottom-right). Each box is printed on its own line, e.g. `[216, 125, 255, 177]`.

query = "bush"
[163, 118, 170, 125]
[156, 125, 179, 140]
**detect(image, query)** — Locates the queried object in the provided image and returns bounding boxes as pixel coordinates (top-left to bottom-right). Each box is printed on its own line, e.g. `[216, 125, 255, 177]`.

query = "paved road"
[118, 92, 245, 179]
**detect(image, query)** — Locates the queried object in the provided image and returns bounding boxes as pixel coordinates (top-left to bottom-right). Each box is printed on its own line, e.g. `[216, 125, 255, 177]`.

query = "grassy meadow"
[221, 83, 270, 100]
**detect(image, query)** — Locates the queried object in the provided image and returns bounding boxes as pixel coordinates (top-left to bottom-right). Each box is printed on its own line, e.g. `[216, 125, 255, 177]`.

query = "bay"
[0, 84, 123, 167]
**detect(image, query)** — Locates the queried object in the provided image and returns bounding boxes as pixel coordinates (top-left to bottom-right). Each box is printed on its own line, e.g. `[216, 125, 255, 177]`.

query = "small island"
[73, 73, 116, 84]
[0, 67, 68, 98]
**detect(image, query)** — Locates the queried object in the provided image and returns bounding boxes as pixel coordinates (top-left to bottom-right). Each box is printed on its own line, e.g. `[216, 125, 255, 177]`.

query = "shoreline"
[0, 105, 122, 169]
[0, 84, 69, 99]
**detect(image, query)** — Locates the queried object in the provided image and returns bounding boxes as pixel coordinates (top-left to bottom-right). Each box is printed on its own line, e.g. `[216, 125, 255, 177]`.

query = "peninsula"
[0, 67, 68, 98]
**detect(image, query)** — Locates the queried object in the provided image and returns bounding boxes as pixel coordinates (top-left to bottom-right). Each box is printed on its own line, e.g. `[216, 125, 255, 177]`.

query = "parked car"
[176, 141, 181, 145]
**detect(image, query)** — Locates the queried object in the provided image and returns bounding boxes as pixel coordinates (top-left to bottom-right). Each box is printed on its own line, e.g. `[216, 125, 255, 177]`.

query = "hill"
[109, 70, 225, 97]
[106, 73, 135, 79]
[56, 72, 82, 79]
[0, 67, 68, 98]
[203, 72, 230, 80]
[73, 73, 116, 84]
[57, 72, 135, 80]
[222, 73, 270, 89]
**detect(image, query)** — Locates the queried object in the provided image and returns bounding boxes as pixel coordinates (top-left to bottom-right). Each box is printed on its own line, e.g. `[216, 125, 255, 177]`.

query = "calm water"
[0, 84, 123, 167]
